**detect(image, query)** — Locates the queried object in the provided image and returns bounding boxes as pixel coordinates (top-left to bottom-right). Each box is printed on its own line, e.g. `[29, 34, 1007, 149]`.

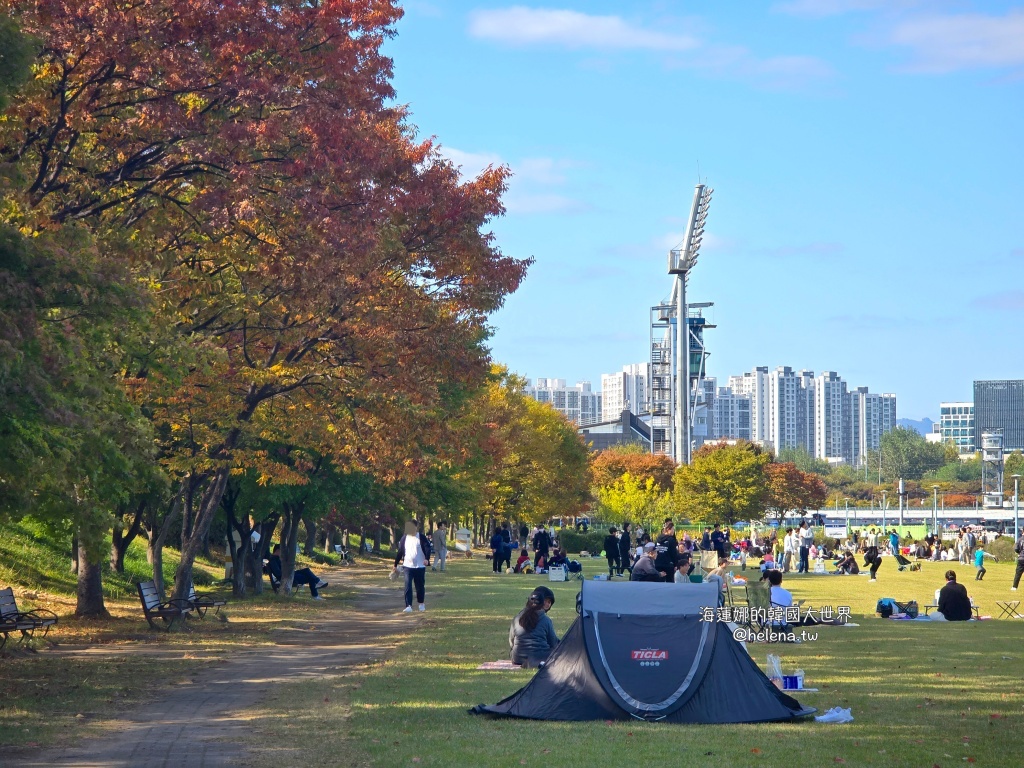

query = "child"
[514, 549, 531, 574]
[974, 545, 996, 580]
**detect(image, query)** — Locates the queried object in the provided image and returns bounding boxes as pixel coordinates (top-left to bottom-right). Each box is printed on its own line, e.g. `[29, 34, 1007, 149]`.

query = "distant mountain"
[897, 417, 934, 436]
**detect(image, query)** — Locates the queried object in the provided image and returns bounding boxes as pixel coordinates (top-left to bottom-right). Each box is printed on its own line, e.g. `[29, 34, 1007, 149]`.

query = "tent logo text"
[631, 649, 668, 662]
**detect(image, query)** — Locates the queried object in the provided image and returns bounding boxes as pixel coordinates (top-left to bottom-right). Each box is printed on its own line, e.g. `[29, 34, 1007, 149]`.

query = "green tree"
[596, 473, 672, 533]
[879, 427, 946, 481]
[673, 442, 770, 525]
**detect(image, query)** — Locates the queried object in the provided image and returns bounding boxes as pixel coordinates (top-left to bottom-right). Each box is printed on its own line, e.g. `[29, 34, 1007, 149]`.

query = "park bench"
[187, 581, 228, 618]
[137, 580, 193, 631]
[0, 587, 58, 648]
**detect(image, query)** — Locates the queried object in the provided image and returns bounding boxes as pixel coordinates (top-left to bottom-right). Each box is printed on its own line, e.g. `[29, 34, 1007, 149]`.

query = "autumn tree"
[879, 427, 945, 482]
[591, 443, 676, 492]
[1, 0, 529, 601]
[673, 442, 771, 525]
[764, 462, 828, 516]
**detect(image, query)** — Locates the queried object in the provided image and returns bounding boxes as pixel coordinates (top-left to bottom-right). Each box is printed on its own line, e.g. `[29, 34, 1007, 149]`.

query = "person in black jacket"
[863, 545, 882, 582]
[654, 521, 679, 583]
[499, 521, 513, 572]
[532, 526, 551, 568]
[617, 522, 632, 576]
[1012, 532, 1024, 590]
[266, 545, 327, 599]
[603, 527, 620, 577]
[935, 570, 973, 621]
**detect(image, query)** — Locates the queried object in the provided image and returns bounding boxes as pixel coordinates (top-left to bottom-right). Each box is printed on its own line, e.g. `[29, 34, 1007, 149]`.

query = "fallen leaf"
[834, 759, 846, 764]
[751, 749, 762, 754]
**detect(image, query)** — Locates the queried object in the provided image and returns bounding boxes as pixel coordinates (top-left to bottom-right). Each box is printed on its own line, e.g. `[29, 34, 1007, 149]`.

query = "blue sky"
[386, 1, 1024, 419]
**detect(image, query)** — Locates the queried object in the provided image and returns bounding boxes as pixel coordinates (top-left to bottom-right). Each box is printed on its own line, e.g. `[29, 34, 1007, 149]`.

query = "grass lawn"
[245, 553, 1024, 768]
[0, 518, 354, 749]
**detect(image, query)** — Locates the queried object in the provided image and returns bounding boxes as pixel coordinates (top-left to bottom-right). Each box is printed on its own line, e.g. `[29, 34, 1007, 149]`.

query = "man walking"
[604, 527, 620, 577]
[393, 520, 431, 612]
[617, 522, 632, 576]
[431, 521, 448, 572]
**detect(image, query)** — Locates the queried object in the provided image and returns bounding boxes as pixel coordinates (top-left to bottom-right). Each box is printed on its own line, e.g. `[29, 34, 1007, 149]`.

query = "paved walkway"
[14, 574, 414, 768]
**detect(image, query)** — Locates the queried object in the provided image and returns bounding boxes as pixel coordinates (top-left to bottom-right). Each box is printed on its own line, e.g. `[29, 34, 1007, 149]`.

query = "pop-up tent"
[473, 581, 814, 723]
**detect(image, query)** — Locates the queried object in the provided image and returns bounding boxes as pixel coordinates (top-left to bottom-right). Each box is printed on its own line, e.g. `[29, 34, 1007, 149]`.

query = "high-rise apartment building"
[728, 367, 769, 445]
[523, 378, 602, 426]
[849, 388, 897, 465]
[713, 388, 752, 441]
[700, 363, 894, 464]
[796, 369, 816, 454]
[974, 380, 1024, 452]
[814, 371, 848, 463]
[600, 363, 651, 421]
[938, 402, 975, 455]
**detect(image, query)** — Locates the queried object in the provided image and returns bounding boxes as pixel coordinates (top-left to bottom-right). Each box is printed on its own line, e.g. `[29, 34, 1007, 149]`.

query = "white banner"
[824, 523, 848, 538]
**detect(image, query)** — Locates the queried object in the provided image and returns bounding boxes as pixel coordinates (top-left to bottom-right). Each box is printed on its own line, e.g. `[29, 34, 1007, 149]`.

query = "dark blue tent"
[474, 581, 814, 723]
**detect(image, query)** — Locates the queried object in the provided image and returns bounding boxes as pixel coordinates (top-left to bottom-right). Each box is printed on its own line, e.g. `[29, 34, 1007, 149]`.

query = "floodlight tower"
[668, 183, 712, 465]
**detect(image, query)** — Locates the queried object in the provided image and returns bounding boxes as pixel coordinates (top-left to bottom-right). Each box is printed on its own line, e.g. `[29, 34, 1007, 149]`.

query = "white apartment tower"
[523, 378, 602, 426]
[600, 363, 651, 421]
[728, 367, 769, 446]
[767, 366, 800, 453]
[850, 388, 897, 465]
[713, 387, 752, 441]
[814, 371, 847, 462]
[796, 369, 816, 454]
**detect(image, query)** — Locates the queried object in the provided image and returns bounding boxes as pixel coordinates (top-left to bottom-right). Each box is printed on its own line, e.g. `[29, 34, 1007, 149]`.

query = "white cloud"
[468, 6, 699, 51]
[505, 192, 590, 215]
[887, 11, 1024, 73]
[439, 146, 589, 216]
[469, 6, 832, 89]
[773, 0, 916, 17]
[971, 290, 1024, 312]
[438, 147, 503, 178]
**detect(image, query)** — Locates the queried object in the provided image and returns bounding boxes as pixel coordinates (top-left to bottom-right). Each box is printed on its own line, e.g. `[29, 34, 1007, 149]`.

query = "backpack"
[876, 597, 898, 618]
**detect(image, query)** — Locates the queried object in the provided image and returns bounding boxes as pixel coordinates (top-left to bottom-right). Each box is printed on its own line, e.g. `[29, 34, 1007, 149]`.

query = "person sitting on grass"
[509, 586, 559, 668]
[833, 552, 859, 575]
[548, 548, 568, 569]
[267, 545, 328, 600]
[932, 570, 973, 621]
[514, 549, 532, 573]
[630, 542, 662, 582]
[766, 570, 846, 626]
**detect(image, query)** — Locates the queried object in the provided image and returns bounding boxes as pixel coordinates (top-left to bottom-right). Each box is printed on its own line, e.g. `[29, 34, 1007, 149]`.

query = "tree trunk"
[75, 540, 110, 619]
[147, 484, 187, 599]
[70, 533, 79, 574]
[343, 528, 350, 548]
[303, 515, 317, 556]
[172, 467, 230, 603]
[110, 500, 147, 573]
[358, 525, 366, 554]
[373, 525, 382, 555]
[274, 502, 304, 596]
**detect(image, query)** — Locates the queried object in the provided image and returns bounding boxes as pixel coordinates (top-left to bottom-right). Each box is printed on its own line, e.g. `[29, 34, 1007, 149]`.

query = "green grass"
[0, 518, 358, 749]
[246, 554, 1024, 768]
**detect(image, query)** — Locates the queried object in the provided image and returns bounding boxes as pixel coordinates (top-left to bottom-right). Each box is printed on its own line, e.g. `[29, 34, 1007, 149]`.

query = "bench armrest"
[19, 607, 59, 623]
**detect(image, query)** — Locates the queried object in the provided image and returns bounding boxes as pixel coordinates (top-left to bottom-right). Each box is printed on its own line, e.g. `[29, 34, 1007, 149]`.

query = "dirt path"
[14, 571, 416, 768]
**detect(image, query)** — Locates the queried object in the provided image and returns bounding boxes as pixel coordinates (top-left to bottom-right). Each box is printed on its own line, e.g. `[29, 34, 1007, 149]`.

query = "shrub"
[989, 536, 1017, 562]
[556, 529, 607, 555]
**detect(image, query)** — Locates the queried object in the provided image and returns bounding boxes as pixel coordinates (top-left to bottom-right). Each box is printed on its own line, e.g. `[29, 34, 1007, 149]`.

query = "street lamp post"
[881, 490, 887, 533]
[932, 485, 939, 537]
[1013, 474, 1021, 542]
[844, 497, 850, 531]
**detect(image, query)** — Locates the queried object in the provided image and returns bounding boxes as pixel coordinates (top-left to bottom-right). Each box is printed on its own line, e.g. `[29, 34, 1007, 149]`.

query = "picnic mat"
[476, 660, 522, 670]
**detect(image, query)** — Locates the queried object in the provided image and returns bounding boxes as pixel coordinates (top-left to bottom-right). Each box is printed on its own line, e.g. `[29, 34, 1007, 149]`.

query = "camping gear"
[548, 566, 567, 582]
[472, 581, 815, 723]
[893, 552, 914, 572]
